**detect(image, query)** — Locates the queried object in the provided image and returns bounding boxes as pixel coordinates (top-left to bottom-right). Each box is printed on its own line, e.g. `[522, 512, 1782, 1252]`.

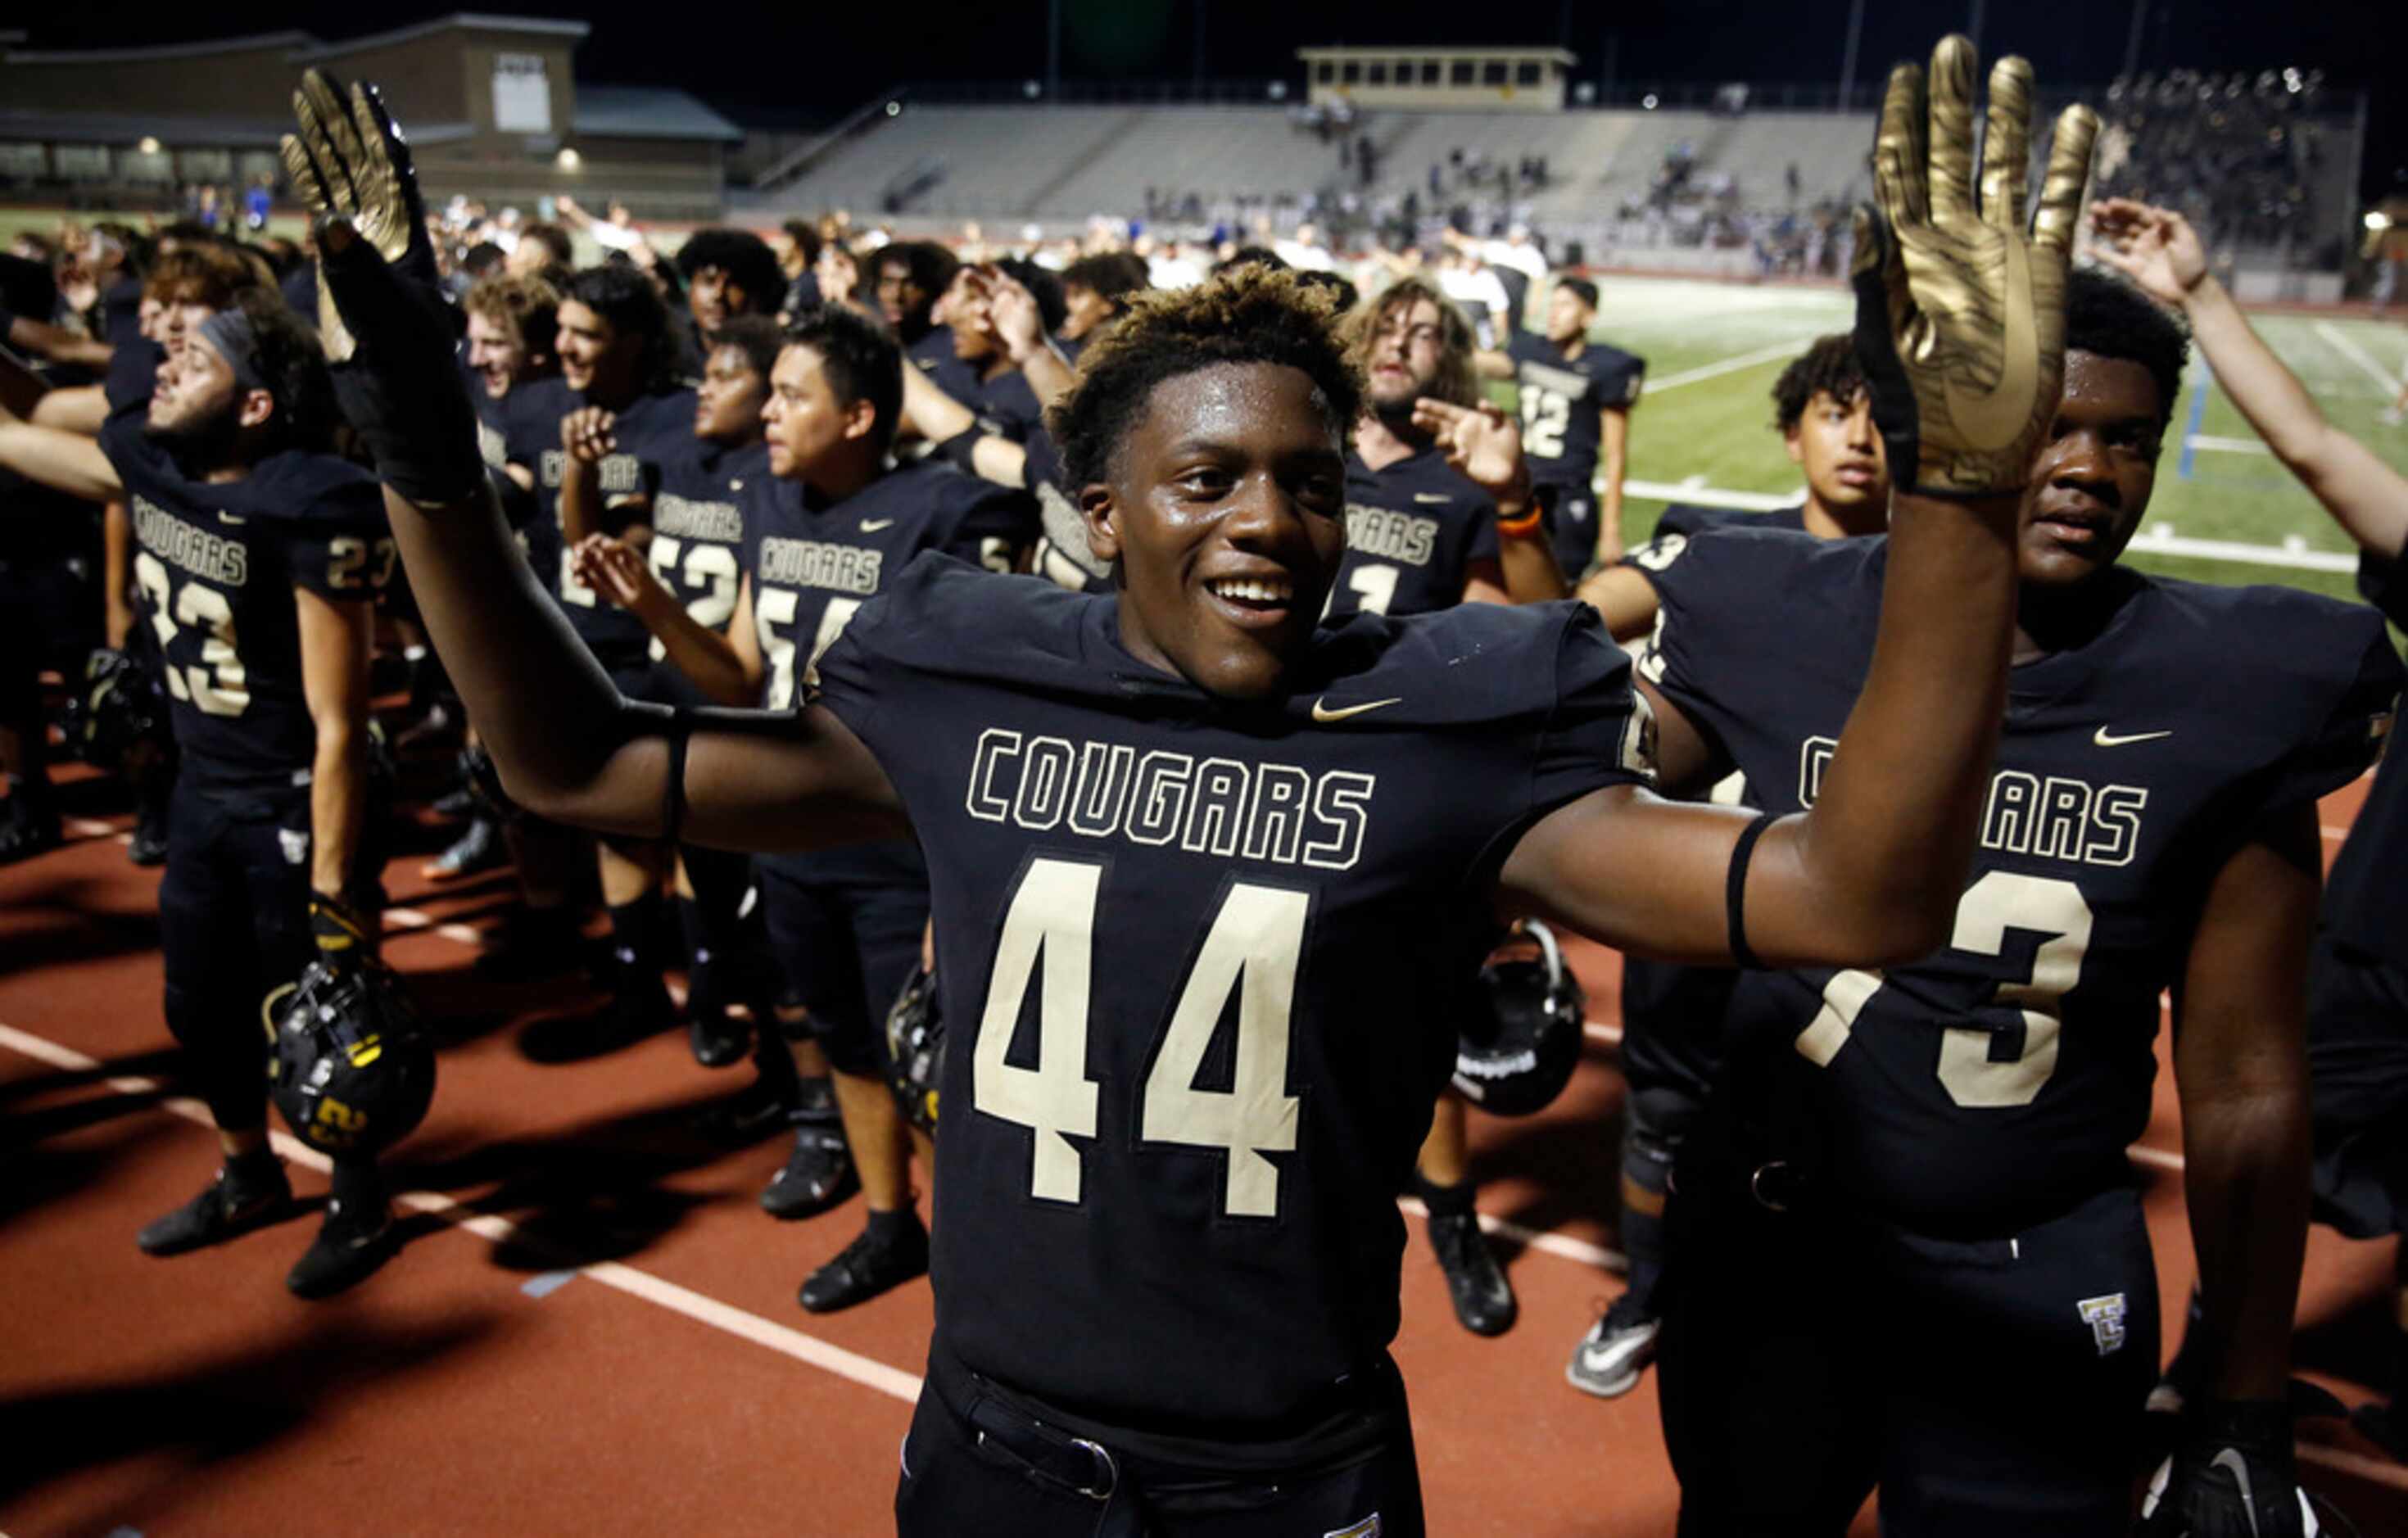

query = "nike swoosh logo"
[1311, 696, 1402, 723]
[2093, 727, 2172, 747]
[1943, 235, 2040, 452]
[217, 512, 247, 525]
[859, 518, 895, 532]
[2210, 1448, 2261, 1537]
[1413, 492, 1451, 504]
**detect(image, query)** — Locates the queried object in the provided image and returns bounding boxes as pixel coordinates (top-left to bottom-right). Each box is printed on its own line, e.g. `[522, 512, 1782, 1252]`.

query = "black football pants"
[2306, 930, 2408, 1239]
[894, 1367, 1421, 1537]
[156, 776, 316, 1133]
[1656, 1141, 2158, 1537]
[757, 862, 929, 1076]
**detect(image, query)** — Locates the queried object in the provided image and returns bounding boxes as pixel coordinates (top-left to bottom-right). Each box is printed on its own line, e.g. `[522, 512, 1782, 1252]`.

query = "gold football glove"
[280, 69, 482, 506]
[1850, 36, 2098, 497]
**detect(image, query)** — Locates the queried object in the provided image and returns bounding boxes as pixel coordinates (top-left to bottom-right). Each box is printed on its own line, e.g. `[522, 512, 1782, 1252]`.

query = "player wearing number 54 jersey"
[305, 43, 2094, 1527]
[0, 289, 400, 1297]
[1641, 270, 2401, 1536]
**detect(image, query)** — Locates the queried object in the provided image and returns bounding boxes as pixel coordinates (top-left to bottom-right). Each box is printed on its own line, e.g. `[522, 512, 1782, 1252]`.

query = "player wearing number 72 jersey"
[293, 41, 2091, 1529]
[1640, 269, 2402, 1535]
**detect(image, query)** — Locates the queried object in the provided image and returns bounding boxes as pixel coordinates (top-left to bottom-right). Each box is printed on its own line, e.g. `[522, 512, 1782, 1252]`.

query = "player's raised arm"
[1504, 37, 2099, 967]
[2093, 196, 2408, 559]
[283, 70, 904, 851]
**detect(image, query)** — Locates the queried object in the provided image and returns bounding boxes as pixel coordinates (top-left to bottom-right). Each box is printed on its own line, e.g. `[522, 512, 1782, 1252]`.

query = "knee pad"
[811, 1007, 883, 1078]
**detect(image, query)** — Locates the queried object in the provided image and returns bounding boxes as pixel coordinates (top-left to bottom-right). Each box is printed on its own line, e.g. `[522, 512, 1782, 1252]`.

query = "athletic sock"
[866, 1206, 923, 1244]
[1414, 1172, 1478, 1219]
[674, 894, 721, 1020]
[328, 1158, 387, 1224]
[1619, 1125, 1677, 1314]
[605, 893, 667, 986]
[224, 1145, 285, 1196]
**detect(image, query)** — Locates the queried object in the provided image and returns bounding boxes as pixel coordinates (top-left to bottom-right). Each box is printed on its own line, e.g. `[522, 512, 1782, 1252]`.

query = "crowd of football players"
[3, 34, 2408, 1535]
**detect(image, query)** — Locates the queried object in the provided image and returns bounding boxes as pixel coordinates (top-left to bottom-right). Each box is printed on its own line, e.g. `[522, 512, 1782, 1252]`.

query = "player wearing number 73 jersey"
[1640, 270, 2402, 1535]
[296, 41, 2095, 1528]
[0, 289, 400, 1297]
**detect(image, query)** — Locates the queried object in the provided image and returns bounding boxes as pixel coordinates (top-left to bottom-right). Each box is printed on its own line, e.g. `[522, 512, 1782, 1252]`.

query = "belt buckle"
[1070, 1436, 1118, 1500]
[1749, 1160, 1792, 1212]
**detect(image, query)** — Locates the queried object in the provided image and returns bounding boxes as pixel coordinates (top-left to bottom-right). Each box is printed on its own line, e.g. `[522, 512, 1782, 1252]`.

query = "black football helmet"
[1452, 920, 1586, 1117]
[61, 648, 172, 768]
[882, 963, 941, 1136]
[265, 960, 436, 1157]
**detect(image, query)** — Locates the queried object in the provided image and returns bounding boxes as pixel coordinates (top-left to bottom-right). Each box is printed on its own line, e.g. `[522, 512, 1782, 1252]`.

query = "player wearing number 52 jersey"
[0, 290, 401, 1299]
[311, 43, 2093, 1525]
[1641, 271, 2402, 1536]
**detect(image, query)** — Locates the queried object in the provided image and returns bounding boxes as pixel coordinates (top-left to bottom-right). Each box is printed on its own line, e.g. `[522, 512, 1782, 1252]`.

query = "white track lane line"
[1398, 1194, 1624, 1273]
[383, 906, 486, 948]
[0, 1020, 923, 1405]
[2313, 321, 2406, 397]
[2298, 1438, 2408, 1491]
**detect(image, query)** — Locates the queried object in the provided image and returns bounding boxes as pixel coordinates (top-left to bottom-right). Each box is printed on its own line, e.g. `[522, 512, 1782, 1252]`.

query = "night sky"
[22, 2, 2408, 199]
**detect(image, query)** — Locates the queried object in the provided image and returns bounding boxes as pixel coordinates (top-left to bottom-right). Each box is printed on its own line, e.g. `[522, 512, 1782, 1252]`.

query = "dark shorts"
[156, 775, 318, 1130]
[1617, 958, 1736, 1103]
[1658, 1115, 2157, 1538]
[1536, 481, 1601, 578]
[2307, 930, 2408, 1238]
[896, 1350, 1424, 1538]
[757, 858, 930, 1077]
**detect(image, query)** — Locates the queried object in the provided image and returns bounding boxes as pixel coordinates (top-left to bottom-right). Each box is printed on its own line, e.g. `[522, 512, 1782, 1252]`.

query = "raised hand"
[817, 244, 859, 308]
[983, 267, 1051, 361]
[2089, 197, 2210, 306]
[281, 68, 481, 507]
[1850, 36, 2098, 497]
[1411, 396, 1532, 508]
[561, 406, 618, 464]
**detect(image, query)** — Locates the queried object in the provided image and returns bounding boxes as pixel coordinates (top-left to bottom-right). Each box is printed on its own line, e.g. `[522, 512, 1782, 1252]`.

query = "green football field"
[1574, 274, 2408, 605]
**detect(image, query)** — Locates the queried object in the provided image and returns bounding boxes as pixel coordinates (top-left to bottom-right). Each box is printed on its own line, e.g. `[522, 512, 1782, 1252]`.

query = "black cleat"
[420, 816, 503, 882]
[688, 1009, 749, 1070]
[430, 783, 478, 819]
[128, 807, 170, 866]
[761, 1126, 858, 1219]
[138, 1161, 293, 1255]
[0, 800, 61, 865]
[286, 1197, 396, 1298]
[799, 1214, 928, 1313]
[1428, 1210, 1517, 1337]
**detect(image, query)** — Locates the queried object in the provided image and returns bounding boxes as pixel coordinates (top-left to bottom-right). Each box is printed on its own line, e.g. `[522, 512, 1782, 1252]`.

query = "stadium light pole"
[2122, 0, 2148, 78]
[1838, 0, 1867, 112]
[1047, 0, 1061, 98]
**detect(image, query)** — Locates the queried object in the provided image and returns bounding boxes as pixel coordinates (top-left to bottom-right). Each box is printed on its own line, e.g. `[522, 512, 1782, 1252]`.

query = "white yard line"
[2184, 434, 2272, 455]
[2312, 320, 2406, 396]
[1650, 340, 1820, 391]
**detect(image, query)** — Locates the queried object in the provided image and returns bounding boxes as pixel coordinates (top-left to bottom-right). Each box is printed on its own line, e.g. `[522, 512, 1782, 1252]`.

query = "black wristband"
[663, 714, 692, 849]
[932, 426, 983, 473]
[1725, 813, 1775, 971]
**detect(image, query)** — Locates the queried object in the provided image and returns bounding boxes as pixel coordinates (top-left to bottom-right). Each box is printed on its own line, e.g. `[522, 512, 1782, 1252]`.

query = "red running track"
[2, 769, 2403, 1536]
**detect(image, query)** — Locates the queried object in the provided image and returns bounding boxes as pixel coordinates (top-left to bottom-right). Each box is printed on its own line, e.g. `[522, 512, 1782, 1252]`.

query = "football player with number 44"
[1636, 48, 2395, 1538]
[288, 38, 2088, 1531]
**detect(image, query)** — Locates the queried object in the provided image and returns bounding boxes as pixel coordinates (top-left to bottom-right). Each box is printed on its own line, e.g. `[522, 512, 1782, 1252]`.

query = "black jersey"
[1508, 333, 1644, 495]
[2320, 549, 2408, 972]
[813, 558, 1644, 1433]
[514, 378, 697, 663]
[908, 327, 983, 408]
[469, 378, 550, 541]
[98, 346, 392, 791]
[974, 368, 1046, 445]
[1645, 529, 2401, 1233]
[747, 460, 1027, 887]
[1327, 444, 1500, 620]
[643, 437, 767, 669]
